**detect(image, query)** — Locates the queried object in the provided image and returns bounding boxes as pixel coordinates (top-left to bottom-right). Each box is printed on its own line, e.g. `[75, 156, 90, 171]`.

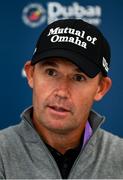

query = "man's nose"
[54, 77, 71, 99]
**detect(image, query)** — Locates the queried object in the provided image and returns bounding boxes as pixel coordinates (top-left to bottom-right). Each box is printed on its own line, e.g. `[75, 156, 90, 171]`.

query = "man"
[0, 19, 123, 179]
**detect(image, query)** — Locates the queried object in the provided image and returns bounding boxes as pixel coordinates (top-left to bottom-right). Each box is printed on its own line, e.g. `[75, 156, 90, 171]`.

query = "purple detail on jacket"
[83, 121, 92, 148]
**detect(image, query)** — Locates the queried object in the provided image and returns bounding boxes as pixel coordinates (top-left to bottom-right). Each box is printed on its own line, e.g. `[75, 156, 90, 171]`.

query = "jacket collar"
[20, 106, 105, 144]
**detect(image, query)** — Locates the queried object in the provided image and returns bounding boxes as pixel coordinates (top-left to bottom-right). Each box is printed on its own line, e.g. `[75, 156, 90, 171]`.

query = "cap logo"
[47, 27, 97, 49]
[102, 57, 109, 72]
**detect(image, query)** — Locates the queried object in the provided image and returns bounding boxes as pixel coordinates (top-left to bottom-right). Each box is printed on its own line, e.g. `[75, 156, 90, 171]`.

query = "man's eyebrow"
[74, 67, 83, 73]
[40, 60, 58, 68]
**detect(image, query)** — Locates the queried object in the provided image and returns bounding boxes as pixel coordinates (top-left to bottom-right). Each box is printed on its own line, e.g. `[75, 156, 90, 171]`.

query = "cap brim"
[31, 49, 100, 78]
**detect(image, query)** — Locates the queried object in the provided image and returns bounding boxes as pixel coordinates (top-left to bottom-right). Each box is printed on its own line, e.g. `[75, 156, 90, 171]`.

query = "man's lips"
[48, 105, 70, 113]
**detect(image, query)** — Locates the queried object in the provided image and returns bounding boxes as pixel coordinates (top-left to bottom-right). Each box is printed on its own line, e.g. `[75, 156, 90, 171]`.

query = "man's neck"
[42, 130, 83, 154]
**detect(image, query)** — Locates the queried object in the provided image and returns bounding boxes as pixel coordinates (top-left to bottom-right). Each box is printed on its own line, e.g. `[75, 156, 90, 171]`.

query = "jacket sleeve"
[0, 151, 5, 179]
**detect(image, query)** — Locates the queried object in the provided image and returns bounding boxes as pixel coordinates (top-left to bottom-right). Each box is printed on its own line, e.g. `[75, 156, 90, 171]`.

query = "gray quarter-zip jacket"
[0, 107, 123, 179]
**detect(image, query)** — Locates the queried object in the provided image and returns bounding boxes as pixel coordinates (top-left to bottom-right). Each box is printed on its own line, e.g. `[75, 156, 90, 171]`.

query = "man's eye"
[46, 69, 57, 76]
[73, 74, 85, 82]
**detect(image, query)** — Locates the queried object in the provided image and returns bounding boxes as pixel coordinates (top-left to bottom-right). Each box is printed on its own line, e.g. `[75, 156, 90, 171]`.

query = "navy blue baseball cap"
[31, 19, 111, 78]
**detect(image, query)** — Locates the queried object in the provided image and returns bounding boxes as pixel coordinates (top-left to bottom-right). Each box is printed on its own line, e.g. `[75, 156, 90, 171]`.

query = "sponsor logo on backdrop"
[47, 2, 101, 26]
[22, 2, 102, 28]
[22, 3, 46, 28]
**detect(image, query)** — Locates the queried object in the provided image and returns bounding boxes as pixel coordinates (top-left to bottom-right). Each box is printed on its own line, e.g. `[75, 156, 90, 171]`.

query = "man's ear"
[24, 61, 34, 88]
[94, 76, 112, 101]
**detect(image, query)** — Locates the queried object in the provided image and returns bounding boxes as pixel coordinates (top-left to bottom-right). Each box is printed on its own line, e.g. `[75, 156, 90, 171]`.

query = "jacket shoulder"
[98, 128, 123, 146]
[0, 123, 21, 148]
[95, 129, 123, 162]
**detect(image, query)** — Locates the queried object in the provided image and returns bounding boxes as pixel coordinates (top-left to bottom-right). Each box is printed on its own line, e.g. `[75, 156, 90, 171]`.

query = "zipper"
[40, 139, 62, 179]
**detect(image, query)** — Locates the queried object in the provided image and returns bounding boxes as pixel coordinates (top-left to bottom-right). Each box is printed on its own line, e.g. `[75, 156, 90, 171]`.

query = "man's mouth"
[48, 106, 70, 113]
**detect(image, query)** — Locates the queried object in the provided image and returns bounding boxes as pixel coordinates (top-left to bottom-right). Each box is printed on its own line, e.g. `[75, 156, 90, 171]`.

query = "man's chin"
[42, 118, 76, 135]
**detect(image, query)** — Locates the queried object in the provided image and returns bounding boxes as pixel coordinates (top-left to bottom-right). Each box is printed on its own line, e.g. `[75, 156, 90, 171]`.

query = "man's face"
[25, 58, 111, 135]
